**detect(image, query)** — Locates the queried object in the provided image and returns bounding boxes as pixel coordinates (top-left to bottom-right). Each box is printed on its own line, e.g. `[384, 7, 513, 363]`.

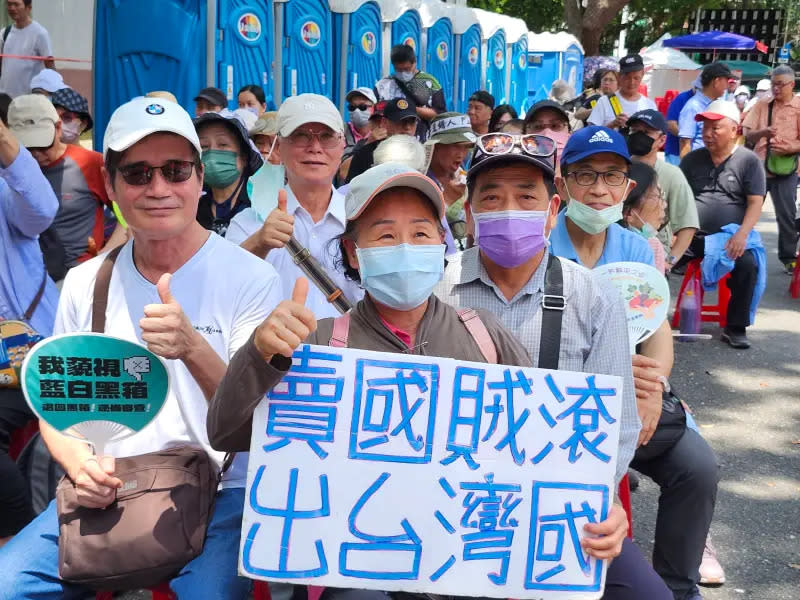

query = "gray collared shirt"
[434, 247, 641, 484]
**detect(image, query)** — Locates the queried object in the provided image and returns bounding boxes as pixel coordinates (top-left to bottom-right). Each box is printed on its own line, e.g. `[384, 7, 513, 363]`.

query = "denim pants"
[0, 487, 252, 599]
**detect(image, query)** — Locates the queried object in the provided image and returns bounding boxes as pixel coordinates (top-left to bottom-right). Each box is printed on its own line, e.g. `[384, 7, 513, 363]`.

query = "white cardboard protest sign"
[241, 344, 622, 599]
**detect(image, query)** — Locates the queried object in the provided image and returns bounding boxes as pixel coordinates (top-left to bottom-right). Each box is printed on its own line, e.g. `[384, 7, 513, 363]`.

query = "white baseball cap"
[346, 162, 444, 221]
[30, 69, 67, 94]
[695, 99, 740, 124]
[756, 79, 771, 92]
[345, 87, 377, 105]
[277, 93, 344, 137]
[8, 94, 59, 148]
[102, 96, 202, 158]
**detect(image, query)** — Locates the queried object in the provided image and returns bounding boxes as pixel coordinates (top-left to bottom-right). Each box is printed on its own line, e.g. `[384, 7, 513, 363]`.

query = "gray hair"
[771, 65, 795, 79]
[373, 134, 426, 172]
[549, 79, 576, 104]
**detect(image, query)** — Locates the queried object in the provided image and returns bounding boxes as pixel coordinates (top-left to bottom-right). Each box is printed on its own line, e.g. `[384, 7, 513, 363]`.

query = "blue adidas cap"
[560, 125, 631, 167]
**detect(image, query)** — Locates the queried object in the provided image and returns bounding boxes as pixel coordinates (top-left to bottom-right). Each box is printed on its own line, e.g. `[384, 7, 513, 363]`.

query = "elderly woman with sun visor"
[194, 110, 263, 237]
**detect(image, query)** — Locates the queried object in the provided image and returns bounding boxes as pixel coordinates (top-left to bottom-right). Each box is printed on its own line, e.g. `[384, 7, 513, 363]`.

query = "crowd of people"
[0, 2, 798, 598]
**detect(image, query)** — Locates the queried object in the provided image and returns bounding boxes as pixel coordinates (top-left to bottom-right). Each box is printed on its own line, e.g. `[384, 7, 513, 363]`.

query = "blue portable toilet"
[419, 1, 454, 108]
[94, 0, 208, 148]
[451, 6, 481, 113]
[331, 0, 383, 114]
[391, 10, 422, 61]
[505, 20, 529, 114]
[274, 0, 333, 101]
[375, 0, 423, 74]
[475, 11, 507, 105]
[215, 0, 274, 110]
[526, 32, 584, 110]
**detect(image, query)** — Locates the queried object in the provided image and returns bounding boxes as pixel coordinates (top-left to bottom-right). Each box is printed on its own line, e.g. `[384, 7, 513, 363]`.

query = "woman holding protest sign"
[208, 162, 635, 600]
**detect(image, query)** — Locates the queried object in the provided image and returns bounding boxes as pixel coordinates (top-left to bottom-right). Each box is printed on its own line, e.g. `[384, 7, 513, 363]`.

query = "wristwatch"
[657, 375, 671, 394]
[666, 254, 678, 266]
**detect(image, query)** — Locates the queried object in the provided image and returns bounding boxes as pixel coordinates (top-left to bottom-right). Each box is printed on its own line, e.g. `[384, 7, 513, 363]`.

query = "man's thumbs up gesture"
[254, 277, 317, 361]
[140, 273, 199, 360]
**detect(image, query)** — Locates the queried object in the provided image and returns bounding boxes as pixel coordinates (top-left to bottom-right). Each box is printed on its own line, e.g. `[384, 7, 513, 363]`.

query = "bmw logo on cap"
[145, 103, 165, 115]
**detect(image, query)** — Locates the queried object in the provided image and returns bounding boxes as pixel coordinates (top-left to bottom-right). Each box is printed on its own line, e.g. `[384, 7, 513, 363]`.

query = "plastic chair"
[790, 260, 800, 299]
[8, 419, 39, 461]
[664, 89, 678, 105]
[671, 259, 730, 329]
[618, 474, 633, 539]
[96, 581, 271, 600]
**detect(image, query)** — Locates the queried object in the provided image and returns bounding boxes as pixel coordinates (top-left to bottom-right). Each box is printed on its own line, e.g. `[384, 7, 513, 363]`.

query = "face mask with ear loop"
[564, 179, 631, 235]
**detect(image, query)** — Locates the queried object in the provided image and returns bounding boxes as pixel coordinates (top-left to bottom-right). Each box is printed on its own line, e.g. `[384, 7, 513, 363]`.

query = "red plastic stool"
[671, 259, 731, 329]
[97, 581, 271, 599]
[790, 260, 800, 298]
[8, 419, 39, 461]
[617, 474, 633, 539]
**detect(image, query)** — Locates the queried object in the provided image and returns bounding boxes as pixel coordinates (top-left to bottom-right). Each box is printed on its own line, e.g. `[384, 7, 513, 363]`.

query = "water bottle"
[679, 287, 701, 341]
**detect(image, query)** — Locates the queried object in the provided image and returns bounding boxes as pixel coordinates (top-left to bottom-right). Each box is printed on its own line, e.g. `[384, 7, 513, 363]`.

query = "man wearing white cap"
[0, 96, 283, 598]
[29, 68, 66, 96]
[743, 79, 771, 115]
[343, 86, 377, 156]
[227, 93, 364, 320]
[680, 99, 766, 350]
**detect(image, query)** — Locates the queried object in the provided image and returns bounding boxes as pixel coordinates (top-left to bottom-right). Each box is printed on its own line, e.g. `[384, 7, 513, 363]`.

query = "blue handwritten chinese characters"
[242, 345, 621, 599]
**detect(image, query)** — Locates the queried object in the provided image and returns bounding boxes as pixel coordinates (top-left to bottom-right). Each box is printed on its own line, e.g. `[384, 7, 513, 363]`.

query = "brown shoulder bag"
[56, 247, 232, 590]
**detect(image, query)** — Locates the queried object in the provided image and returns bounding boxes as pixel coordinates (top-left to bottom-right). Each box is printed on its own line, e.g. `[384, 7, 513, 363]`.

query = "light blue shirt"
[549, 210, 656, 268]
[678, 91, 712, 150]
[0, 146, 59, 335]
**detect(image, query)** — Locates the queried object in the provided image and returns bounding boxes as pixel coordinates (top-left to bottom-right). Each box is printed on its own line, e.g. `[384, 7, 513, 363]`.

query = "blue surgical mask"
[356, 243, 445, 310]
[395, 71, 414, 83]
[631, 210, 657, 239]
[247, 162, 286, 222]
[563, 181, 629, 234]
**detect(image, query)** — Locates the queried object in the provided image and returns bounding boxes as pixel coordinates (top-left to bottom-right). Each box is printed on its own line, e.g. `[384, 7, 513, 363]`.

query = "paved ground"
[632, 195, 800, 599]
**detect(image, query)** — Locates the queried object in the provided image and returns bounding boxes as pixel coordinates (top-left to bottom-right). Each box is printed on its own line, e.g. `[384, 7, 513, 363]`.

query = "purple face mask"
[474, 210, 549, 268]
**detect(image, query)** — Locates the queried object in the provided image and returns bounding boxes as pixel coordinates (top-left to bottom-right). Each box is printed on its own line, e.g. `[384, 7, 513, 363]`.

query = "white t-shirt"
[0, 21, 52, 98]
[54, 233, 283, 488]
[227, 185, 364, 320]
[587, 92, 657, 127]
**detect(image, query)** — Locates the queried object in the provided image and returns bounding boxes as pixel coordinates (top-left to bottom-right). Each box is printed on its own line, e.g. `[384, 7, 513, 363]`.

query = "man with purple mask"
[434, 132, 671, 599]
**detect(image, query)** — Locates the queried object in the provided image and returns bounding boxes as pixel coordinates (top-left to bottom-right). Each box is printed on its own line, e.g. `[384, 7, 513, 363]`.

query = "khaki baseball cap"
[250, 111, 279, 137]
[8, 94, 59, 148]
[277, 94, 344, 137]
[346, 162, 444, 222]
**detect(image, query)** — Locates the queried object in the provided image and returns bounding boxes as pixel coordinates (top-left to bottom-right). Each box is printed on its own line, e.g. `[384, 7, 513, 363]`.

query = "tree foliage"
[469, 0, 799, 59]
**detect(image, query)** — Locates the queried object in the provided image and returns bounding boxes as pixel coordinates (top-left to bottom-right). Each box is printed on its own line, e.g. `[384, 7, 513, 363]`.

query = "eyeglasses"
[347, 103, 371, 112]
[118, 160, 196, 186]
[567, 169, 628, 187]
[286, 129, 343, 149]
[527, 120, 568, 133]
[771, 80, 793, 89]
[476, 133, 556, 157]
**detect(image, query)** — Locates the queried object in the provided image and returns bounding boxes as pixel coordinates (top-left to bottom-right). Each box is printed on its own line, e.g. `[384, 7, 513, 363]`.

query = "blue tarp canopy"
[663, 30, 766, 53]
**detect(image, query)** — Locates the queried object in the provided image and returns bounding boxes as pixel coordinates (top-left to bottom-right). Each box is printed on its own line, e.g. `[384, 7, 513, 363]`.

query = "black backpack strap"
[537, 254, 565, 370]
[23, 268, 48, 321]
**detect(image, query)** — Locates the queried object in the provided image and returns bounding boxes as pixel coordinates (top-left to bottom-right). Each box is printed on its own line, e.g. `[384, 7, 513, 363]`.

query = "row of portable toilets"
[93, 0, 584, 147]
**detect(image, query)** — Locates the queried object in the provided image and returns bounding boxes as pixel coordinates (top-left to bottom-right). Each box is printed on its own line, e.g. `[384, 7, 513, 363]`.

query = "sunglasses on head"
[348, 103, 371, 112]
[476, 133, 556, 158]
[117, 160, 196, 186]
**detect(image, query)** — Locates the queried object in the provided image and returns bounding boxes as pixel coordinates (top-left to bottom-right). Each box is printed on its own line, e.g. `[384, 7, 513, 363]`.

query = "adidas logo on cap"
[588, 130, 614, 144]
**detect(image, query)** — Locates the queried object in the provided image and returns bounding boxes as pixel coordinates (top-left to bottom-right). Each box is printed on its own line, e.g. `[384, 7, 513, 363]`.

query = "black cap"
[467, 139, 556, 184]
[702, 62, 733, 80]
[193, 111, 263, 176]
[524, 99, 569, 124]
[468, 90, 495, 109]
[50, 88, 93, 131]
[619, 54, 644, 74]
[628, 109, 667, 134]
[193, 87, 227, 108]
[383, 97, 418, 122]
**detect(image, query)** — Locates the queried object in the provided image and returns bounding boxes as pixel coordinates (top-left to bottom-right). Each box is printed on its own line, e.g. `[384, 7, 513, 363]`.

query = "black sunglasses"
[118, 160, 196, 186]
[347, 103, 371, 112]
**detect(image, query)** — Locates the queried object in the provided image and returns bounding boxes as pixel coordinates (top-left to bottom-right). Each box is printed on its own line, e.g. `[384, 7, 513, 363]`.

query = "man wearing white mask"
[343, 86, 376, 157]
[227, 94, 364, 320]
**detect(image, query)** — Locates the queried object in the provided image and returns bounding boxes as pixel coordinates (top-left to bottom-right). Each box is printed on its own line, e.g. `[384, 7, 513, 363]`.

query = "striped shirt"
[434, 247, 641, 485]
